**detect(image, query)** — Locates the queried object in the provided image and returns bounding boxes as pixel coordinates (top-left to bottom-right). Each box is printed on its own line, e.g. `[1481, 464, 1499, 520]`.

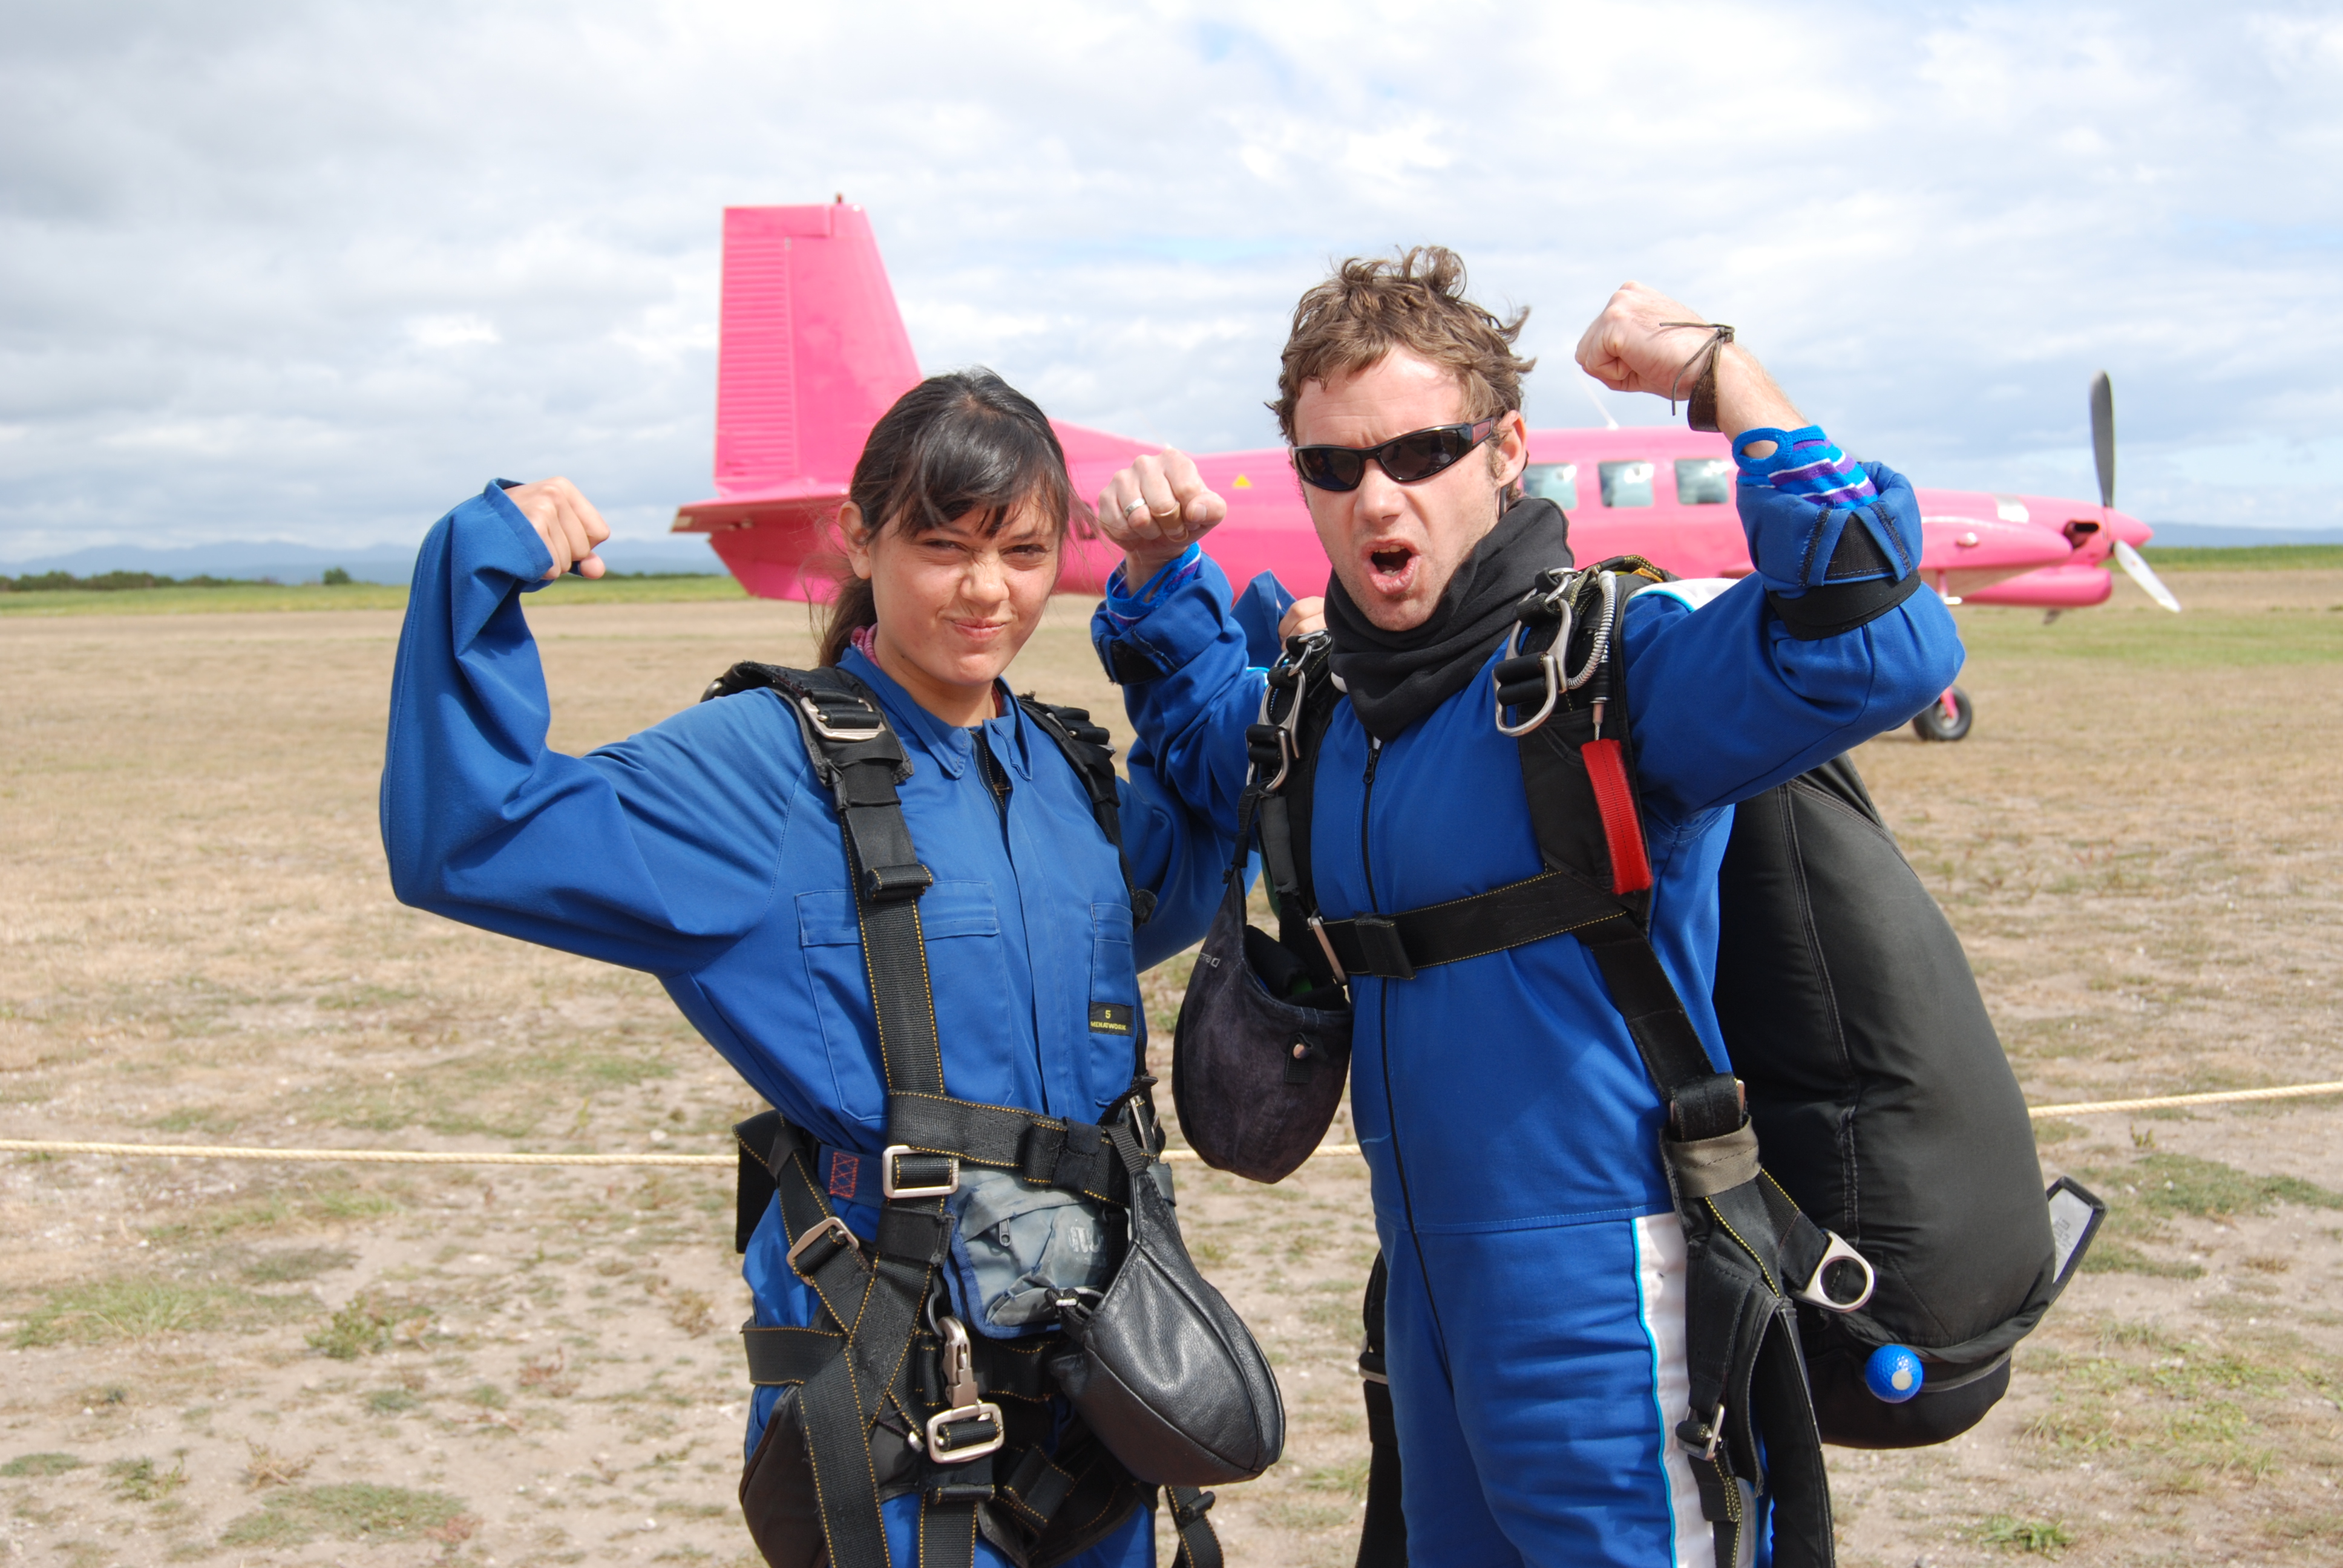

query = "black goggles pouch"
[1170, 876, 1354, 1184]
[1046, 1123, 1286, 1487]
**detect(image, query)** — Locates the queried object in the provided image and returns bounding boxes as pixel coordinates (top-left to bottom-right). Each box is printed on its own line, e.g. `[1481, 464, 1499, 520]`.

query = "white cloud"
[407, 315, 501, 350]
[5, 0, 2343, 560]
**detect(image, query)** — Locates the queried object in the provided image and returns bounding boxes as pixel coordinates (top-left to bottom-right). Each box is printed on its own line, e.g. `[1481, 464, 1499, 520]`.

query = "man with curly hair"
[1085, 249, 1962, 1567]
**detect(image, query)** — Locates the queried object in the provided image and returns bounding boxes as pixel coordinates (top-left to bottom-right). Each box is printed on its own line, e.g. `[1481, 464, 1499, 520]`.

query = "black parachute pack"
[704, 662, 1280, 1568]
[1172, 561, 2103, 1568]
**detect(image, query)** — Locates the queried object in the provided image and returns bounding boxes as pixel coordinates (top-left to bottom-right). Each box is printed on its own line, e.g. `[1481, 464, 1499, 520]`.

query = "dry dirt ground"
[1, 569, 2338, 1567]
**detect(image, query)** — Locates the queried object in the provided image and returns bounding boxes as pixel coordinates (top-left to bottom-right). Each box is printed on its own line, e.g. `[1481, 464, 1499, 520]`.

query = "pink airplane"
[674, 203, 2181, 741]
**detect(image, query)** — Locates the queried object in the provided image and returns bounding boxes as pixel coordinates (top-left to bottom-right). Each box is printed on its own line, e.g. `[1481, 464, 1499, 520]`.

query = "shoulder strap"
[1236, 632, 1342, 987]
[710, 664, 1184, 1567]
[1015, 695, 1156, 926]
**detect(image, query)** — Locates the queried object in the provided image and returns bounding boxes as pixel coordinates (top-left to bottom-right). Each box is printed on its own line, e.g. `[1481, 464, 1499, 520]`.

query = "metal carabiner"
[1254, 673, 1310, 792]
[925, 1316, 1006, 1463]
[1493, 615, 1567, 737]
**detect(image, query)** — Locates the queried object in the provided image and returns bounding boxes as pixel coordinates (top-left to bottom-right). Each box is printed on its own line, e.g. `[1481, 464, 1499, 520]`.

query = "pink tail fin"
[675, 203, 920, 599]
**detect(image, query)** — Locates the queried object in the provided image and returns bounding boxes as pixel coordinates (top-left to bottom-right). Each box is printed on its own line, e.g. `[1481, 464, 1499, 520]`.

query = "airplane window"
[1522, 462, 1578, 510]
[1674, 458, 1732, 505]
[1598, 460, 1654, 508]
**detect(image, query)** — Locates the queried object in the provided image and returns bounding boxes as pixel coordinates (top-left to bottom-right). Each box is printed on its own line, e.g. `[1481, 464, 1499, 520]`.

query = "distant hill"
[2142, 523, 2343, 548]
[0, 535, 727, 584]
[10, 524, 2333, 586]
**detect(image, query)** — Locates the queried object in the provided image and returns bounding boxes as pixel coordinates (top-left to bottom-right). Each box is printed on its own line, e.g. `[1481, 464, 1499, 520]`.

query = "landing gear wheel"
[1911, 686, 1973, 742]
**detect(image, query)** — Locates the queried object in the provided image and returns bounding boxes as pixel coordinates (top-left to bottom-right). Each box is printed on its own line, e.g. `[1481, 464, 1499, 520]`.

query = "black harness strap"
[1017, 696, 1156, 927]
[1312, 870, 1624, 979]
[707, 662, 1212, 1568]
[1251, 567, 1841, 1568]
[886, 1092, 1135, 1207]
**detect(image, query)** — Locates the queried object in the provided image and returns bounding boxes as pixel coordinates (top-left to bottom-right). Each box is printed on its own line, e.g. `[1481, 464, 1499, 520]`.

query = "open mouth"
[1365, 545, 1418, 596]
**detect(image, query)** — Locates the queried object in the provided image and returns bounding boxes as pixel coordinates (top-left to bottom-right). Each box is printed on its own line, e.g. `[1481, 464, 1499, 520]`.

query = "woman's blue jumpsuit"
[379, 483, 1234, 1566]
[1091, 462, 1966, 1567]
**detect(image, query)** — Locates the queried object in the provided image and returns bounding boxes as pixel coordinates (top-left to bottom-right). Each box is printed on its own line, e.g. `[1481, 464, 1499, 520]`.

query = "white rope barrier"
[2, 1080, 2339, 1170]
[2022, 1079, 2343, 1119]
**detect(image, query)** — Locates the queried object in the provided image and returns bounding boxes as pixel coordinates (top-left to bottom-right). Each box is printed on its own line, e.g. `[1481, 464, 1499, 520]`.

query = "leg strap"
[1671, 1161, 1840, 1568]
[1167, 1486, 1222, 1568]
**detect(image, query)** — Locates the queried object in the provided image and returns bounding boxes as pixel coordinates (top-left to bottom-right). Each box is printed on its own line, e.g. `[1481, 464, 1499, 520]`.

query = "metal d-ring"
[1791, 1230, 1878, 1314]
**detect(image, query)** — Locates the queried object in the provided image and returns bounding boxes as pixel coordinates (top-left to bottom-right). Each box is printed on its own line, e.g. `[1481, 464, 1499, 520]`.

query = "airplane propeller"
[2091, 371, 2182, 613]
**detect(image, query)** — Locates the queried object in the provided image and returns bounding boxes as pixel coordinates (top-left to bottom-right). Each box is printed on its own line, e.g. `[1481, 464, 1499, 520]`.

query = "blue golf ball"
[1864, 1344, 1924, 1403]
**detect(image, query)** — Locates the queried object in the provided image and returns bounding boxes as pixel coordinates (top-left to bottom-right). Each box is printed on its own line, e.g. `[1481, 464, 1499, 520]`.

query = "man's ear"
[838, 502, 877, 581]
[1492, 411, 1529, 489]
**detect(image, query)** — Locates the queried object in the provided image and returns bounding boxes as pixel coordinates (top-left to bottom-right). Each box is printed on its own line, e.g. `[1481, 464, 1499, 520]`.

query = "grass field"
[1, 568, 2340, 1566]
[0, 573, 749, 617]
[2138, 543, 2343, 571]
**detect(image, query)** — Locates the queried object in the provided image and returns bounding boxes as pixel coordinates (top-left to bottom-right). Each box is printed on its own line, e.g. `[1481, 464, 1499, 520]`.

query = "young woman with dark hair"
[381, 370, 1237, 1567]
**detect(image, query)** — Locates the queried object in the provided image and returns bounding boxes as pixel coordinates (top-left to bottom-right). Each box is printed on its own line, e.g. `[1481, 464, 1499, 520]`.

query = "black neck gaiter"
[1323, 497, 1573, 741]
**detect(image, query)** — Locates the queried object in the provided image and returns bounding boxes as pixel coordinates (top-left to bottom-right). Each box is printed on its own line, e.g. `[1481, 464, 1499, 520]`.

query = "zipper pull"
[1363, 735, 1383, 784]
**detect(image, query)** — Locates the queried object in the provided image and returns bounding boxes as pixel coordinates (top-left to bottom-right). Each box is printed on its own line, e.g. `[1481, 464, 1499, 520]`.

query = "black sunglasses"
[1291, 415, 1505, 493]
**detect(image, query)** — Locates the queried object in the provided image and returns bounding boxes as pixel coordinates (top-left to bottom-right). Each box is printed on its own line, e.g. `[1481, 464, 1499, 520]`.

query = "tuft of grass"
[366, 1387, 422, 1415]
[16, 1279, 310, 1347]
[2122, 1152, 2343, 1219]
[306, 1289, 431, 1360]
[665, 1287, 715, 1338]
[107, 1455, 189, 1502]
[1978, 1515, 2074, 1554]
[308, 1047, 677, 1137]
[142, 1179, 398, 1244]
[2079, 1239, 2203, 1279]
[1298, 1455, 1372, 1497]
[218, 1482, 469, 1547]
[0, 1451, 83, 1477]
[243, 1442, 315, 1488]
[240, 1246, 358, 1284]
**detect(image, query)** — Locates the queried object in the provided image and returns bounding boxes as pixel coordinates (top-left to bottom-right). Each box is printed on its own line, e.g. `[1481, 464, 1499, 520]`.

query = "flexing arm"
[1622, 459, 1962, 823]
[1573, 283, 1962, 818]
[380, 482, 793, 972]
[1089, 548, 1265, 846]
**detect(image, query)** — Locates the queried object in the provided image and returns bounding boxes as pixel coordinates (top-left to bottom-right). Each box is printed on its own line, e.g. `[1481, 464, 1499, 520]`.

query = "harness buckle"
[784, 1215, 858, 1274]
[1791, 1229, 1878, 1314]
[1121, 1089, 1162, 1155]
[1676, 1402, 1726, 1462]
[1306, 915, 1349, 986]
[795, 692, 885, 744]
[880, 1144, 960, 1200]
[925, 1316, 1006, 1463]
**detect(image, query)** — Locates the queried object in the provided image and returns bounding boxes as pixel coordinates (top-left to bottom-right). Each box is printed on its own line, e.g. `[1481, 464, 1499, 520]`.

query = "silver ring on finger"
[1123, 496, 1151, 518]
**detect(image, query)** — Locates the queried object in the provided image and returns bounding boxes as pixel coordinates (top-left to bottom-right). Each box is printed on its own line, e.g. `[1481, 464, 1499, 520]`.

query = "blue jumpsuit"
[1095, 465, 1965, 1567]
[380, 482, 1234, 1567]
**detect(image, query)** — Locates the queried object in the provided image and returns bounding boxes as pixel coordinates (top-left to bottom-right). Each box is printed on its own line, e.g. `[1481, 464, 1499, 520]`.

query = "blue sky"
[6, 0, 2342, 560]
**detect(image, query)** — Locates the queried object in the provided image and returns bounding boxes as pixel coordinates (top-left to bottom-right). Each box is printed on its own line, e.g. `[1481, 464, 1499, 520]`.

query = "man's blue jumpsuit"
[1093, 451, 1965, 1567]
[379, 482, 1233, 1566]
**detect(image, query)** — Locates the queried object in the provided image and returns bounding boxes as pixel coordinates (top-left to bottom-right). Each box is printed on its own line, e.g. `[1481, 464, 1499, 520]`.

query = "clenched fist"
[1096, 448, 1228, 584]
[500, 477, 611, 580]
[1575, 283, 1802, 440]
